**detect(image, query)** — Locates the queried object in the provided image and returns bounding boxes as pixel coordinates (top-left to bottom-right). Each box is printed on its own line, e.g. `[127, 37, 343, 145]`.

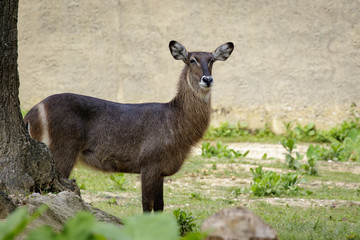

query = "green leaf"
[122, 213, 179, 240]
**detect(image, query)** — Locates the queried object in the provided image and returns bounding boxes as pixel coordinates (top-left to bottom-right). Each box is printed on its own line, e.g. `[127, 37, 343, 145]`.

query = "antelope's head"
[169, 40, 234, 94]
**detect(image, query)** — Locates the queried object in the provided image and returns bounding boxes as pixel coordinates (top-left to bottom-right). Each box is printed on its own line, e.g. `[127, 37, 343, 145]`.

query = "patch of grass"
[251, 202, 360, 240]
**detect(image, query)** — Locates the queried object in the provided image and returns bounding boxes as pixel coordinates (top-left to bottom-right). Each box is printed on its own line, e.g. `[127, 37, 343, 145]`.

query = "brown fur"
[24, 41, 234, 212]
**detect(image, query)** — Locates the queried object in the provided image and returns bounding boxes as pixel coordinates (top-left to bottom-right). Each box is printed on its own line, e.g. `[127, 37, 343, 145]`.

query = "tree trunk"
[0, 0, 77, 195]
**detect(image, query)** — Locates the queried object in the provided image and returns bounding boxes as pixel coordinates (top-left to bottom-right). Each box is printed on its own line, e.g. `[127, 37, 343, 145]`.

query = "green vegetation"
[302, 145, 318, 175]
[1, 207, 191, 240]
[204, 122, 277, 143]
[281, 138, 303, 170]
[173, 209, 197, 237]
[0, 205, 48, 240]
[201, 141, 249, 159]
[109, 173, 127, 190]
[204, 104, 360, 146]
[250, 166, 302, 197]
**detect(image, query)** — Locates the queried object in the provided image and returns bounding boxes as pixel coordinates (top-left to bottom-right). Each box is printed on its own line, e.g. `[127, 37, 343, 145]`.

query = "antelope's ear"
[213, 42, 234, 61]
[169, 41, 188, 62]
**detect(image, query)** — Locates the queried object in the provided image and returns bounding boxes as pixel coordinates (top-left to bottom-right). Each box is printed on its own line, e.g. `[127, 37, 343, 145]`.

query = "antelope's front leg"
[141, 169, 164, 212]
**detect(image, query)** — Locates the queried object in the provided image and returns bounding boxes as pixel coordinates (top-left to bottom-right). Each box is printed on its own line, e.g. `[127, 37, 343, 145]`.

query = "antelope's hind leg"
[50, 145, 80, 178]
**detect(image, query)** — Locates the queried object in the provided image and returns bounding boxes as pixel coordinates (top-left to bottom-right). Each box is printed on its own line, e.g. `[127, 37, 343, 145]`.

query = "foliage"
[302, 145, 319, 175]
[280, 138, 302, 170]
[201, 141, 249, 159]
[283, 121, 323, 142]
[204, 121, 275, 141]
[250, 166, 302, 197]
[190, 192, 202, 200]
[302, 129, 360, 162]
[205, 122, 250, 138]
[1, 207, 185, 240]
[0, 205, 48, 240]
[109, 173, 126, 190]
[322, 104, 360, 142]
[230, 187, 246, 197]
[342, 129, 360, 161]
[173, 209, 197, 237]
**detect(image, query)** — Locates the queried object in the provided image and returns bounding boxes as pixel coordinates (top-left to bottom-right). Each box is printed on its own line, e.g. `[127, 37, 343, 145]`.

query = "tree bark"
[0, 0, 77, 195]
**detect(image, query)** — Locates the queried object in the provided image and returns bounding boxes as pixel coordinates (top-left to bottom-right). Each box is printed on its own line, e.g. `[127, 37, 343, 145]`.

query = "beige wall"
[18, 1, 360, 133]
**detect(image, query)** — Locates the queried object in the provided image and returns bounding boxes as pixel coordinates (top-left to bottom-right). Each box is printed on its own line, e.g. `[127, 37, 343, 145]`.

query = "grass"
[70, 144, 360, 239]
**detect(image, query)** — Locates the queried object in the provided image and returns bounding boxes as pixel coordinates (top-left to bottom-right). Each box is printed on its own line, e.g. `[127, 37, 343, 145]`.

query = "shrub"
[302, 144, 319, 175]
[173, 209, 197, 237]
[280, 138, 302, 170]
[250, 166, 302, 197]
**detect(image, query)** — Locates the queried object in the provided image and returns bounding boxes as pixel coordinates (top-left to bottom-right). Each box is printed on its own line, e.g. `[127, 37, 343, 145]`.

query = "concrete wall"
[18, 0, 360, 133]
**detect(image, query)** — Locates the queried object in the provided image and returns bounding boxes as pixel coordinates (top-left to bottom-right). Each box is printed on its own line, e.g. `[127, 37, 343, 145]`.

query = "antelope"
[24, 41, 234, 212]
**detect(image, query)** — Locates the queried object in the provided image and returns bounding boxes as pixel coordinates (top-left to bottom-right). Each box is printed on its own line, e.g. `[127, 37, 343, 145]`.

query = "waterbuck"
[24, 41, 234, 212]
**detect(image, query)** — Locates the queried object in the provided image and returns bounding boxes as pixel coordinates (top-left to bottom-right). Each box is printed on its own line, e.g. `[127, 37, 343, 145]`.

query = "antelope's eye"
[190, 58, 197, 64]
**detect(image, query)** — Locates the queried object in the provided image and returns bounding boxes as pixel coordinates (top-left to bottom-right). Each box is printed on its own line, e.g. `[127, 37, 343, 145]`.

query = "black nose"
[201, 76, 213, 87]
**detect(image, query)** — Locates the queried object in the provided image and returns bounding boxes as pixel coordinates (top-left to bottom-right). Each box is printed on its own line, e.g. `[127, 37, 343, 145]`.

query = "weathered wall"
[18, 0, 360, 133]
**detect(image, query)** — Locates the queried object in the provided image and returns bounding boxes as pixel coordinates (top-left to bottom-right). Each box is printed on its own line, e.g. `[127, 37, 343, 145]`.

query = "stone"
[201, 207, 278, 240]
[25, 191, 122, 231]
[0, 191, 16, 219]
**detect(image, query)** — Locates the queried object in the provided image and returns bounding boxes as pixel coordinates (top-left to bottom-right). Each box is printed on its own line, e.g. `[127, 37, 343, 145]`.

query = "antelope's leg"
[141, 169, 163, 212]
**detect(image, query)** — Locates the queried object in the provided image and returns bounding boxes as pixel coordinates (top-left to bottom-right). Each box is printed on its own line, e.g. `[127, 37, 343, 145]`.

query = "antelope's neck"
[169, 66, 212, 143]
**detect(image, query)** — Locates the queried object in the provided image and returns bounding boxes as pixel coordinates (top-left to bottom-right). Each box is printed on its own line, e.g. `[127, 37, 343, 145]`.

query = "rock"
[201, 207, 278, 240]
[25, 191, 122, 230]
[0, 191, 16, 219]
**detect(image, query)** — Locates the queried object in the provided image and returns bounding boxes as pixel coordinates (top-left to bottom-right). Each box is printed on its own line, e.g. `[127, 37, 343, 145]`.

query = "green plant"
[79, 183, 86, 190]
[205, 122, 250, 138]
[173, 209, 197, 237]
[250, 166, 302, 196]
[201, 142, 249, 159]
[107, 197, 117, 205]
[0, 205, 48, 240]
[302, 144, 319, 175]
[346, 232, 360, 240]
[283, 121, 322, 142]
[190, 192, 202, 200]
[254, 123, 275, 138]
[109, 173, 126, 190]
[283, 121, 294, 137]
[211, 162, 217, 170]
[280, 138, 302, 170]
[342, 129, 360, 161]
[230, 187, 245, 197]
[311, 129, 360, 162]
[293, 122, 317, 140]
[2, 206, 185, 240]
